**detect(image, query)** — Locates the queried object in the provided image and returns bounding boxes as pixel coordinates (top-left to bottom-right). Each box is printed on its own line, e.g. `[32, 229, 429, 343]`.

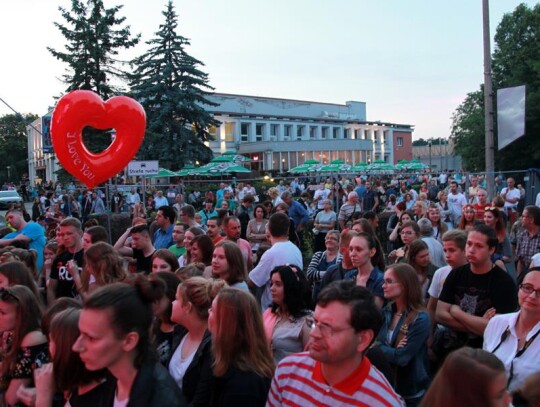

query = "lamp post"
[428, 140, 432, 173]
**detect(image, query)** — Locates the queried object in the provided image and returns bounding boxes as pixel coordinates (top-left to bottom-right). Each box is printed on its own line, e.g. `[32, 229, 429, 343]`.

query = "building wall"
[393, 131, 413, 163]
[206, 93, 414, 172]
[27, 116, 58, 187]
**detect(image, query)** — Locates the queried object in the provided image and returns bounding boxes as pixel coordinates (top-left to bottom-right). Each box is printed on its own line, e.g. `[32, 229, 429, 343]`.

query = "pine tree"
[49, 0, 140, 99]
[130, 1, 218, 170]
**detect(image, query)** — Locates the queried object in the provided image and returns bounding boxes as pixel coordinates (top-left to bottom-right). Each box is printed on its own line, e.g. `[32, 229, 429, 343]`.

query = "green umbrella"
[289, 160, 322, 173]
[194, 162, 251, 176]
[351, 162, 369, 172]
[319, 162, 353, 173]
[405, 160, 428, 171]
[395, 160, 409, 170]
[367, 160, 395, 173]
[175, 165, 198, 177]
[215, 152, 252, 162]
[146, 168, 177, 178]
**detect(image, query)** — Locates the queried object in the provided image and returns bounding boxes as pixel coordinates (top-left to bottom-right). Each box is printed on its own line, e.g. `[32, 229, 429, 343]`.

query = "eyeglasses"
[519, 284, 540, 297]
[484, 206, 497, 211]
[400, 231, 415, 235]
[383, 278, 400, 285]
[310, 321, 354, 338]
[325, 237, 339, 242]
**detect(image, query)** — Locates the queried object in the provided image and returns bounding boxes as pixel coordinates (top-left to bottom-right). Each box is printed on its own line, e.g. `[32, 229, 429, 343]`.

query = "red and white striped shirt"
[267, 352, 404, 407]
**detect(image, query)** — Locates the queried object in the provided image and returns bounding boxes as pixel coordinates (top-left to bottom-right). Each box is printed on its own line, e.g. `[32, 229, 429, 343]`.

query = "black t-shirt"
[133, 249, 155, 275]
[439, 263, 518, 347]
[50, 249, 84, 299]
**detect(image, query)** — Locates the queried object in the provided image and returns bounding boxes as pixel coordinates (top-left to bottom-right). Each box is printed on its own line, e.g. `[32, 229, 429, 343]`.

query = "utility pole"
[483, 0, 495, 199]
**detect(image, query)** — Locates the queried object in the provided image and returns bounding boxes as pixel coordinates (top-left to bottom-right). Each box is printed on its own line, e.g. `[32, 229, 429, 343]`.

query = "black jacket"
[102, 362, 186, 407]
[168, 325, 214, 406]
[211, 366, 271, 407]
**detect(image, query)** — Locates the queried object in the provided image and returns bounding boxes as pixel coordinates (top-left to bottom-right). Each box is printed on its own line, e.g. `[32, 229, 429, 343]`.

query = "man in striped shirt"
[267, 281, 404, 407]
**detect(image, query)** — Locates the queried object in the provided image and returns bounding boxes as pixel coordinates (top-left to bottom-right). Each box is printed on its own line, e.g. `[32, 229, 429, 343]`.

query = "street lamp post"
[428, 140, 432, 173]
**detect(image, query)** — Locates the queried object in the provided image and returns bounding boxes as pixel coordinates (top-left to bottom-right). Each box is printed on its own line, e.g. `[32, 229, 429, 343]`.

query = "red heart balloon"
[51, 90, 146, 189]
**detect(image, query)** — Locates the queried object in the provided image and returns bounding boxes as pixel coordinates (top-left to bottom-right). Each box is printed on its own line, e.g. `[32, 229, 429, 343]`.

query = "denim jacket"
[377, 304, 430, 399]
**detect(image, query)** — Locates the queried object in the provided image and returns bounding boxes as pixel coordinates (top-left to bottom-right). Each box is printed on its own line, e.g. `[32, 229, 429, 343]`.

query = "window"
[270, 124, 279, 137]
[322, 127, 329, 139]
[225, 122, 234, 142]
[397, 136, 403, 147]
[241, 123, 250, 142]
[354, 129, 360, 140]
[310, 126, 317, 140]
[332, 128, 339, 139]
[255, 123, 264, 142]
[297, 125, 304, 141]
[284, 125, 292, 140]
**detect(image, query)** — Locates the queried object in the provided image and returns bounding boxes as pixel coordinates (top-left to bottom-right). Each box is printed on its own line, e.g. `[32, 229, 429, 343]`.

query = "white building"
[26, 93, 414, 186]
[204, 93, 413, 172]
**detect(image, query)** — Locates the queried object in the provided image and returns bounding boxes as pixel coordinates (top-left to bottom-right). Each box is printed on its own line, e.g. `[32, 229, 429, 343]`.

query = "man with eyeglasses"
[516, 206, 540, 282]
[436, 224, 518, 349]
[267, 280, 404, 406]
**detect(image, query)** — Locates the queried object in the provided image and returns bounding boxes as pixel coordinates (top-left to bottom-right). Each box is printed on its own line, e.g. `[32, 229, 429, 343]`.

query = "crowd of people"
[0, 171, 538, 406]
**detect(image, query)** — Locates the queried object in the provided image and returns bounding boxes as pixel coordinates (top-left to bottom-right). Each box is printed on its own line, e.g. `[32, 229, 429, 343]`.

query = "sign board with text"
[127, 160, 159, 176]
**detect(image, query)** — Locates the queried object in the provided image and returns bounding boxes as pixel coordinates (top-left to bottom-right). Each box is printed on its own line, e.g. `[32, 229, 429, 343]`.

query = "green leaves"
[129, 1, 218, 171]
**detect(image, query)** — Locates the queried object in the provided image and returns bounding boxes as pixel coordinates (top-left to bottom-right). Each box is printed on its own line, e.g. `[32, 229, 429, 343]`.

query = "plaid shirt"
[516, 230, 540, 270]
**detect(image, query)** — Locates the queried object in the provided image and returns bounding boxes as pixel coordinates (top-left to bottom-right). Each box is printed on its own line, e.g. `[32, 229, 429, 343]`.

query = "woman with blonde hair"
[208, 288, 274, 406]
[168, 276, 226, 404]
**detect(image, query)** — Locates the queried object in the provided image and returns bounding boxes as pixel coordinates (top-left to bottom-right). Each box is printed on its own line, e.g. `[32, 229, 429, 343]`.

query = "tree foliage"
[451, 3, 540, 171]
[412, 137, 446, 147]
[451, 89, 486, 171]
[129, 1, 218, 170]
[0, 114, 38, 182]
[49, 0, 140, 159]
[49, 0, 140, 99]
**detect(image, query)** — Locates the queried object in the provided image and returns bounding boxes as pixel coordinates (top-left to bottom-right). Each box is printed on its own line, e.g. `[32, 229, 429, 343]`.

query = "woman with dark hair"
[246, 204, 269, 252]
[178, 227, 204, 267]
[82, 225, 108, 251]
[168, 277, 225, 405]
[262, 265, 312, 363]
[211, 241, 248, 290]
[345, 233, 385, 308]
[151, 249, 180, 273]
[70, 242, 126, 298]
[388, 220, 420, 264]
[31, 308, 109, 406]
[484, 206, 512, 268]
[10, 248, 39, 280]
[420, 347, 511, 407]
[379, 263, 430, 407]
[389, 210, 415, 250]
[208, 288, 274, 406]
[190, 235, 214, 267]
[149, 272, 181, 366]
[0, 285, 48, 406]
[406, 239, 437, 301]
[73, 276, 185, 406]
[0, 261, 42, 304]
[351, 219, 386, 272]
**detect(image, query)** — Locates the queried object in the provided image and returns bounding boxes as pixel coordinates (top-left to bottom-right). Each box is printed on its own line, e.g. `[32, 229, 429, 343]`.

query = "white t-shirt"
[502, 187, 520, 210]
[313, 188, 331, 210]
[428, 265, 452, 298]
[249, 241, 303, 310]
[169, 335, 197, 390]
[531, 253, 540, 268]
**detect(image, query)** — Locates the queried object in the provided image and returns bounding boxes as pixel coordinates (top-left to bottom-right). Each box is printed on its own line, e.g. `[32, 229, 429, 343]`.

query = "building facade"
[27, 93, 414, 186]
[204, 93, 413, 173]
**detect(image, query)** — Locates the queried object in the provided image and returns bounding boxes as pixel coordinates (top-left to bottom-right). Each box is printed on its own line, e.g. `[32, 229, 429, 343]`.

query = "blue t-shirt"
[153, 225, 174, 250]
[4, 222, 46, 272]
